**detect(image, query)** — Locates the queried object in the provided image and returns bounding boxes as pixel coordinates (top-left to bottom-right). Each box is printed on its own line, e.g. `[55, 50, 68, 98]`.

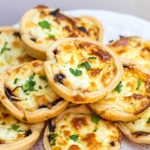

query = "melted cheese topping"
[51, 40, 116, 92]
[123, 107, 150, 133]
[0, 29, 32, 73]
[5, 61, 59, 111]
[25, 8, 100, 47]
[108, 36, 150, 71]
[92, 65, 150, 114]
[0, 103, 30, 144]
[48, 113, 120, 150]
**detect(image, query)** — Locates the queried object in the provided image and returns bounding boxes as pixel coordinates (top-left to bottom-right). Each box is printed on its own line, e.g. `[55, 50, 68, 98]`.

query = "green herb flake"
[147, 117, 150, 123]
[136, 78, 142, 90]
[78, 61, 91, 70]
[14, 78, 18, 84]
[39, 85, 42, 89]
[69, 68, 82, 76]
[93, 128, 98, 132]
[50, 133, 57, 146]
[38, 20, 51, 29]
[92, 115, 100, 124]
[21, 74, 36, 94]
[11, 124, 20, 131]
[48, 34, 55, 39]
[69, 134, 79, 142]
[0, 42, 11, 54]
[88, 56, 97, 60]
[39, 75, 48, 81]
[114, 81, 123, 93]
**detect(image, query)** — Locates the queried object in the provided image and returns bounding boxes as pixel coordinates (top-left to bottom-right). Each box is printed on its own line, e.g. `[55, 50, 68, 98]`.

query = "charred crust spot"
[71, 117, 87, 129]
[0, 31, 2, 34]
[25, 129, 32, 137]
[54, 73, 65, 84]
[53, 49, 58, 55]
[146, 77, 150, 93]
[50, 8, 60, 16]
[52, 98, 62, 106]
[47, 119, 55, 132]
[77, 26, 87, 33]
[23, 116, 27, 121]
[30, 37, 36, 42]
[73, 94, 85, 102]
[34, 5, 48, 9]
[130, 93, 144, 100]
[38, 98, 62, 109]
[113, 38, 128, 47]
[132, 131, 150, 137]
[91, 50, 111, 61]
[110, 141, 115, 146]
[13, 31, 21, 39]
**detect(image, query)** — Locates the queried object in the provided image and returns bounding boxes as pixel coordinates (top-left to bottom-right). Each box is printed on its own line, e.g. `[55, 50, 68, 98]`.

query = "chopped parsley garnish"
[88, 56, 97, 60]
[48, 34, 55, 39]
[78, 61, 91, 70]
[11, 124, 20, 131]
[50, 133, 57, 146]
[147, 117, 150, 123]
[114, 81, 123, 93]
[39, 20, 51, 29]
[93, 128, 98, 132]
[136, 78, 142, 90]
[0, 42, 11, 54]
[69, 134, 79, 142]
[14, 78, 19, 84]
[70, 68, 82, 76]
[21, 74, 36, 94]
[91, 115, 100, 124]
[39, 75, 48, 81]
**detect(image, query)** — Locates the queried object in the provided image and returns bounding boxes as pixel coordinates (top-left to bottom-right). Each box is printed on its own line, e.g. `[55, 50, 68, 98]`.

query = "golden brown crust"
[0, 26, 33, 73]
[45, 38, 123, 104]
[0, 61, 68, 123]
[108, 36, 150, 74]
[19, 6, 103, 60]
[43, 105, 121, 150]
[90, 59, 150, 122]
[0, 122, 44, 150]
[118, 121, 150, 144]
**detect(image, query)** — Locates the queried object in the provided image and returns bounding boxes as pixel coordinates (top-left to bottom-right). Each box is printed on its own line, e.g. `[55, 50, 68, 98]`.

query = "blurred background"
[0, 0, 149, 25]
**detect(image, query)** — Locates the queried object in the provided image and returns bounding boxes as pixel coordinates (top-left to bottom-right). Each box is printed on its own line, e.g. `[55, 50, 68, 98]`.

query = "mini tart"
[0, 102, 44, 150]
[108, 36, 150, 74]
[90, 59, 150, 122]
[45, 38, 123, 104]
[118, 107, 150, 144]
[20, 5, 103, 60]
[0, 60, 68, 123]
[43, 105, 121, 150]
[0, 27, 33, 73]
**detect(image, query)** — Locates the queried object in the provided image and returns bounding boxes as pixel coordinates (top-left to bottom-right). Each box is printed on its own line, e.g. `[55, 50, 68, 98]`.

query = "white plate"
[18, 9, 150, 150]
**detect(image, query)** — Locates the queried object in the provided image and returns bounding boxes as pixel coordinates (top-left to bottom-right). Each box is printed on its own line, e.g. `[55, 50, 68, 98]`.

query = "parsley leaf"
[21, 74, 36, 94]
[11, 124, 20, 131]
[115, 81, 123, 93]
[78, 61, 91, 70]
[39, 75, 48, 81]
[69, 134, 79, 142]
[91, 115, 100, 124]
[88, 56, 97, 60]
[93, 128, 98, 132]
[14, 78, 18, 84]
[0, 42, 11, 54]
[49, 133, 57, 146]
[69, 68, 82, 76]
[136, 78, 142, 90]
[147, 117, 150, 123]
[39, 20, 51, 29]
[48, 34, 55, 39]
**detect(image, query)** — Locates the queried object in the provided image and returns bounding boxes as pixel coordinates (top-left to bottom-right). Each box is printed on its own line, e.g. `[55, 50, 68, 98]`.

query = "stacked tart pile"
[0, 5, 149, 150]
